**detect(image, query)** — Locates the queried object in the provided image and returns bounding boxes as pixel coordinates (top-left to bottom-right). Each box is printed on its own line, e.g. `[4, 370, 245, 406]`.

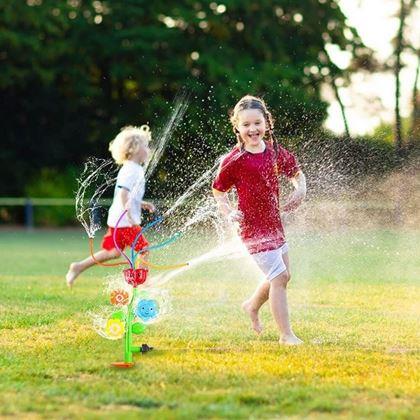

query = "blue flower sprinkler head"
[135, 299, 159, 322]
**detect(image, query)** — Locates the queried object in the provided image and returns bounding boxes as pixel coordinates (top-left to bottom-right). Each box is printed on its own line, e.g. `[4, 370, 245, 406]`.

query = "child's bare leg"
[242, 281, 269, 334]
[269, 253, 303, 345]
[242, 252, 291, 334]
[66, 248, 121, 287]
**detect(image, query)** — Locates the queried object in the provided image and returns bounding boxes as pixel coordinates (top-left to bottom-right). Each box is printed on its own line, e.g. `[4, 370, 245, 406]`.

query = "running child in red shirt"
[212, 95, 306, 345]
[66, 125, 155, 287]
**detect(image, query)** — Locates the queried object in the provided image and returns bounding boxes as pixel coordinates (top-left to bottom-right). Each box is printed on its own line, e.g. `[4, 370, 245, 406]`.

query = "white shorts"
[252, 243, 289, 282]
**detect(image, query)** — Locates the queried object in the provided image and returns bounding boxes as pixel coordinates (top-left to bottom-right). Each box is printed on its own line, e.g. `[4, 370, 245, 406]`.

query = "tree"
[408, 55, 420, 145]
[407, 0, 420, 149]
[0, 0, 369, 196]
[393, 0, 418, 152]
[394, 0, 406, 152]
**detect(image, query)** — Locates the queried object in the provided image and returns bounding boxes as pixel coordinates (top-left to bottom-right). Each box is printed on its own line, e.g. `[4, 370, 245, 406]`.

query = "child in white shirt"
[66, 125, 155, 287]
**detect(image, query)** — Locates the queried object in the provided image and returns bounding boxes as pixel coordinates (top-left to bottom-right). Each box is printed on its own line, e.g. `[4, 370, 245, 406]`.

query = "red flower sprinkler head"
[110, 289, 130, 306]
[123, 268, 149, 287]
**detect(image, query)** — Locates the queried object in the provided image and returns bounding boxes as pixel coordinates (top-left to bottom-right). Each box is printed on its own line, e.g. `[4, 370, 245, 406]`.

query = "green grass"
[0, 228, 419, 419]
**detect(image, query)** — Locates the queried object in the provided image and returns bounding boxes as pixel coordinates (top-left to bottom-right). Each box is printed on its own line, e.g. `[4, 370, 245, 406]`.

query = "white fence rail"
[0, 197, 112, 229]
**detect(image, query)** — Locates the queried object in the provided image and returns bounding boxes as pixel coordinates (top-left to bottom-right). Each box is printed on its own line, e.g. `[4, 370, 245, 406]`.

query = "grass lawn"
[0, 228, 419, 419]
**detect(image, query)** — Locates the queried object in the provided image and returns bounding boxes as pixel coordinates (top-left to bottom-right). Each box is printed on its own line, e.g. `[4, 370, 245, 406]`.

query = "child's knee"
[109, 248, 121, 259]
[271, 271, 291, 288]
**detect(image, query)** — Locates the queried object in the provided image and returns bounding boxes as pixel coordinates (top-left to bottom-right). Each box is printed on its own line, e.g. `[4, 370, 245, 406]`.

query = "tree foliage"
[1, 0, 367, 195]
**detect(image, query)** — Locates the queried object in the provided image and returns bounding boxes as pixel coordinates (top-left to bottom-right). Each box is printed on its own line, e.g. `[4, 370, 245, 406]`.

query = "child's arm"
[282, 171, 306, 213]
[120, 188, 136, 225]
[141, 200, 156, 213]
[212, 188, 243, 222]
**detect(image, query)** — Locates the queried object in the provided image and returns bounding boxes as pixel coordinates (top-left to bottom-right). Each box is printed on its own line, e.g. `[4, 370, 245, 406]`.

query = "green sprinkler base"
[111, 344, 153, 368]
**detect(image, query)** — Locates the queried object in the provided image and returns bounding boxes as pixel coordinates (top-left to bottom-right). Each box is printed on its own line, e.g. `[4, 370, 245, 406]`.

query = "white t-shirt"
[107, 160, 145, 227]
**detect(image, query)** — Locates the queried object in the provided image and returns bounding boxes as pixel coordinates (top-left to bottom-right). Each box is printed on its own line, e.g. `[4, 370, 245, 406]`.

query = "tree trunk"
[408, 54, 420, 146]
[394, 0, 406, 152]
[332, 79, 350, 138]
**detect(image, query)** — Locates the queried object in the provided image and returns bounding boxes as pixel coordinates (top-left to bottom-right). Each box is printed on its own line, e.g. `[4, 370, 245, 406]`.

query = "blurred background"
[0, 0, 419, 228]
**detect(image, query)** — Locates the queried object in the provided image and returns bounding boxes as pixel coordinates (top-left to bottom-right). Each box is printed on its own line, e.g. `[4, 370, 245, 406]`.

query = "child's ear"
[234, 127, 240, 133]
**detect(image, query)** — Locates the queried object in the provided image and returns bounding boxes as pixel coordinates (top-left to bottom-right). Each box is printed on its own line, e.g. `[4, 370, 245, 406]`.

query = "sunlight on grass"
[0, 229, 419, 417]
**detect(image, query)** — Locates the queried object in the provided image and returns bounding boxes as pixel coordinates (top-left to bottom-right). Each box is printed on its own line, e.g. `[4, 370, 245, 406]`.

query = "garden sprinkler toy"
[89, 209, 187, 368]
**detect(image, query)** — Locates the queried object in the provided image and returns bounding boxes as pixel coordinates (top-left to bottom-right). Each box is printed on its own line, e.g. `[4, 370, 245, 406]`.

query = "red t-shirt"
[212, 142, 299, 254]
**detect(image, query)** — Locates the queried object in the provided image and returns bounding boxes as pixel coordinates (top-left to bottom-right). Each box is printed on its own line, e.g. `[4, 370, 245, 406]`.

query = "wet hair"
[230, 95, 276, 149]
[108, 125, 151, 165]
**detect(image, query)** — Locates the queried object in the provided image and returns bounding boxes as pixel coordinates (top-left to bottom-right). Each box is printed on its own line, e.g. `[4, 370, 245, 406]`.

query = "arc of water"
[163, 162, 220, 219]
[162, 148, 247, 220]
[75, 159, 116, 238]
[135, 253, 188, 271]
[144, 91, 190, 181]
[151, 237, 247, 286]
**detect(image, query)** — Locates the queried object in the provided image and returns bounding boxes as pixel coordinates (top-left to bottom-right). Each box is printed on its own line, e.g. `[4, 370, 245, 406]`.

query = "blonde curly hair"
[108, 125, 152, 165]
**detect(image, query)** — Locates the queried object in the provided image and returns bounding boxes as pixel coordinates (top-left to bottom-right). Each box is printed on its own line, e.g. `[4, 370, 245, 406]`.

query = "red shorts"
[101, 226, 149, 252]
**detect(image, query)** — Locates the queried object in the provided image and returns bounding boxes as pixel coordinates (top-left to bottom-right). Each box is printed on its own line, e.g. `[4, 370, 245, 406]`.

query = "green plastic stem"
[124, 288, 137, 363]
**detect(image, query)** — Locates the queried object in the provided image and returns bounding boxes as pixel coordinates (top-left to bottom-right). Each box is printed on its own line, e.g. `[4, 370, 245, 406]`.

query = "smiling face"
[236, 108, 267, 149]
[135, 299, 159, 321]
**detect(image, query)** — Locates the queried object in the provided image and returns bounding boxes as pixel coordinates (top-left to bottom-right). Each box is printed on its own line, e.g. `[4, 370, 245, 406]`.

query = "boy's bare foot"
[241, 299, 263, 334]
[279, 334, 304, 346]
[66, 263, 81, 288]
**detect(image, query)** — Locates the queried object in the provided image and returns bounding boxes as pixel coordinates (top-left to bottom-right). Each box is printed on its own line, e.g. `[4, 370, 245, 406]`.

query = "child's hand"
[282, 190, 305, 213]
[227, 210, 243, 223]
[283, 171, 306, 213]
[142, 201, 156, 213]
